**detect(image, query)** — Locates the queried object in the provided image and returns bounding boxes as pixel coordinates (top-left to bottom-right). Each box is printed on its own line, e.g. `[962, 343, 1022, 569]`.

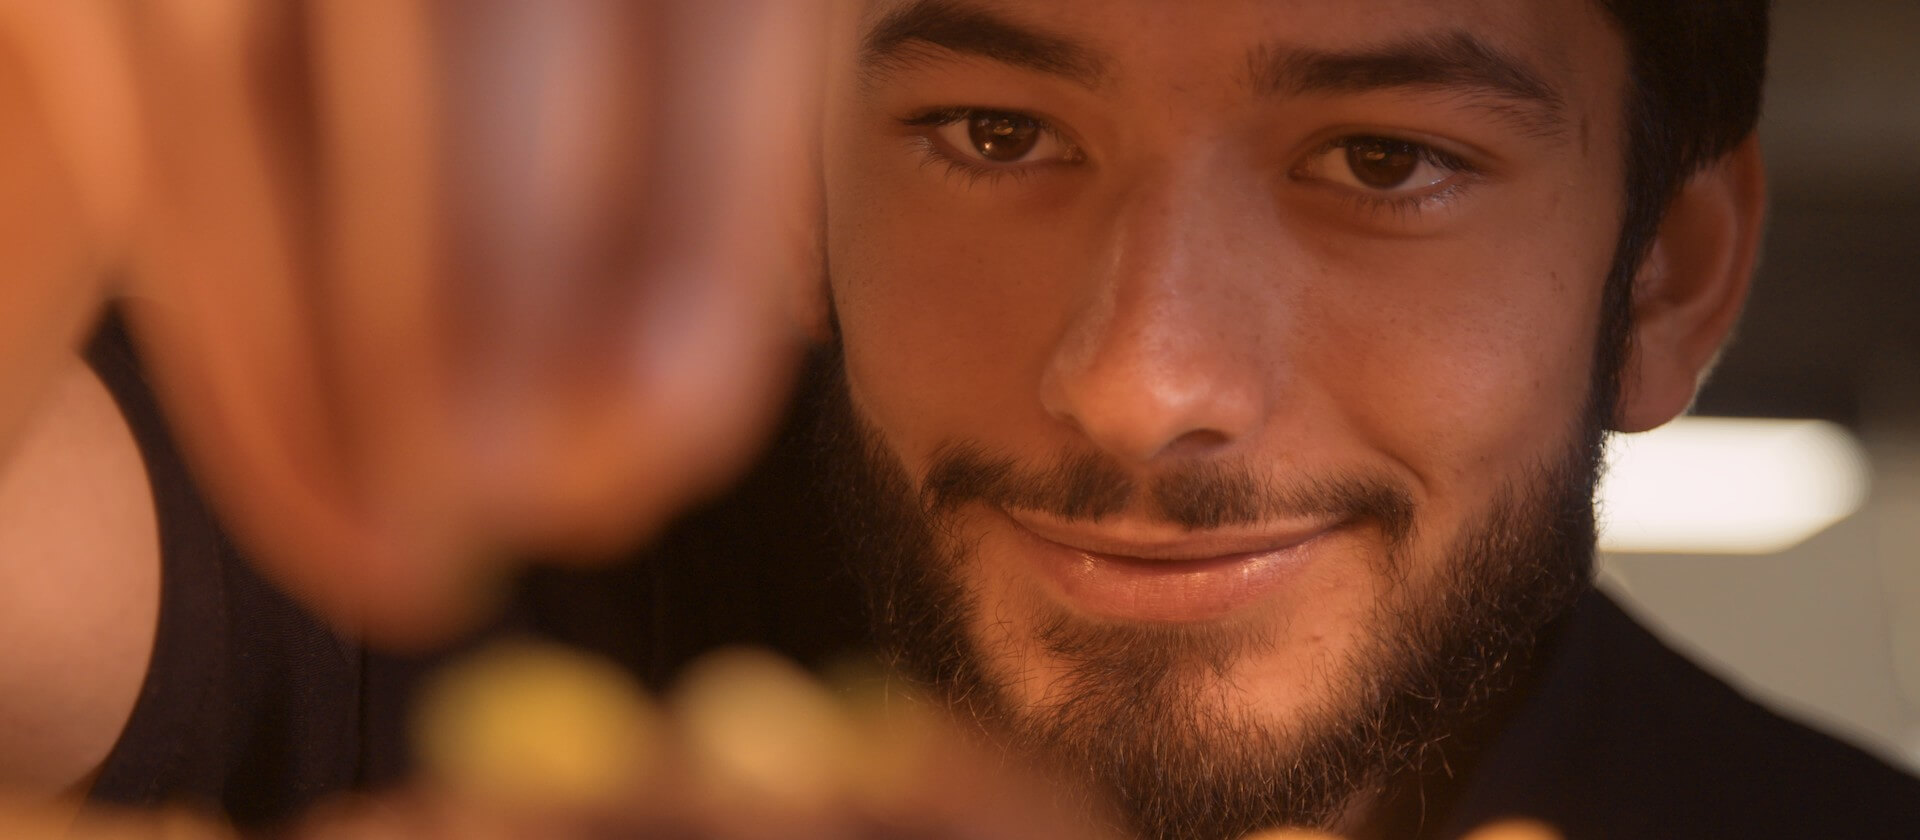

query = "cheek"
[826, 159, 1085, 467]
[1304, 225, 1611, 504]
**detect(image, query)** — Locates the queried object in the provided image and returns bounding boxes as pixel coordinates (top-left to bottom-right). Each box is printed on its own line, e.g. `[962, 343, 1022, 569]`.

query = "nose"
[1038, 168, 1274, 464]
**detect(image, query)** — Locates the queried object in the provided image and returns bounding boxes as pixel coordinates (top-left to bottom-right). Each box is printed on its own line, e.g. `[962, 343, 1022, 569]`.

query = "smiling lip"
[997, 508, 1340, 623]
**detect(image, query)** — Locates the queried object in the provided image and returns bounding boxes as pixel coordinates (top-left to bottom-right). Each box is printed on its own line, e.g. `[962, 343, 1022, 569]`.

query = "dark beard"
[806, 348, 1603, 839]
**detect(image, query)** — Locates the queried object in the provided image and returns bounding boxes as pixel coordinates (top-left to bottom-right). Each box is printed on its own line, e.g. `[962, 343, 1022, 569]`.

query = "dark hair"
[1605, 0, 1770, 265]
[1588, 0, 1770, 430]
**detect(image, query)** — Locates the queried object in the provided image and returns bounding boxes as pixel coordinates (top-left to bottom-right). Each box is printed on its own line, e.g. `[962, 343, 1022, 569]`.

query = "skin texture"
[822, 0, 1763, 833]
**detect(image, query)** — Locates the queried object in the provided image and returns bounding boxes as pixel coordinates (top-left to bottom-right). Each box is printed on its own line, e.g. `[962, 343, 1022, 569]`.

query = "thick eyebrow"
[859, 0, 1107, 89]
[1248, 32, 1569, 138]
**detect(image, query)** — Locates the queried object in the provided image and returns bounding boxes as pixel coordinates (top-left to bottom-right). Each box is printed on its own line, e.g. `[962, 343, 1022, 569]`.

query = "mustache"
[921, 441, 1416, 542]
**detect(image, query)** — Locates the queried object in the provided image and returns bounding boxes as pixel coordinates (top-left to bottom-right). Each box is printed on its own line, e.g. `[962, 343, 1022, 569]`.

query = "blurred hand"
[2, 0, 829, 646]
[125, 0, 830, 645]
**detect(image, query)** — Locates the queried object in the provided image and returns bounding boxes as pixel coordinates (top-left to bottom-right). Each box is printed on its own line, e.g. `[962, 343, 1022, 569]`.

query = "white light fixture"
[1596, 417, 1871, 555]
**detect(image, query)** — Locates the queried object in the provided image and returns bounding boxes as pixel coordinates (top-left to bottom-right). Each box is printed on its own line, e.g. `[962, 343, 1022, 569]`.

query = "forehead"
[854, 0, 1625, 120]
[857, 0, 1617, 55]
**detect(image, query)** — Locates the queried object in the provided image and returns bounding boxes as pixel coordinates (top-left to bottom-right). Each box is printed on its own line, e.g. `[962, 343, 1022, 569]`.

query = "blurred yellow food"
[0, 801, 234, 840]
[1461, 818, 1565, 840]
[1240, 816, 1563, 840]
[412, 640, 660, 808]
[669, 646, 864, 813]
[1238, 828, 1346, 840]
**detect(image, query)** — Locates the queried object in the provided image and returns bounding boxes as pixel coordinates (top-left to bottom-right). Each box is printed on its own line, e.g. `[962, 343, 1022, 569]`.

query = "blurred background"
[1594, 0, 1920, 774]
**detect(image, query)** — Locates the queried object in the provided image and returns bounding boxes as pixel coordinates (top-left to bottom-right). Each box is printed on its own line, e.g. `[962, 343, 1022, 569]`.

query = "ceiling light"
[1597, 417, 1871, 555]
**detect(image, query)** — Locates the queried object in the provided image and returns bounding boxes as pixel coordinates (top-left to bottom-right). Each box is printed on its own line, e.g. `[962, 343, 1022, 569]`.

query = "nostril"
[1162, 428, 1232, 458]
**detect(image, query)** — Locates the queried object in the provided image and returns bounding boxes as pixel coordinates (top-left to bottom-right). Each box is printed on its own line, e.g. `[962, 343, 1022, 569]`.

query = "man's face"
[821, 0, 1631, 834]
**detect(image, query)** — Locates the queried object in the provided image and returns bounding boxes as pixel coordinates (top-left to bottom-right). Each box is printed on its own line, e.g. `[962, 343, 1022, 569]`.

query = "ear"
[1614, 134, 1767, 433]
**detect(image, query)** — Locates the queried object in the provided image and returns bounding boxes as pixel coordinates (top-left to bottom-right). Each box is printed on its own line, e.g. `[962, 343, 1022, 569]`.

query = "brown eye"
[1344, 139, 1421, 188]
[966, 113, 1041, 162]
[1291, 134, 1471, 215]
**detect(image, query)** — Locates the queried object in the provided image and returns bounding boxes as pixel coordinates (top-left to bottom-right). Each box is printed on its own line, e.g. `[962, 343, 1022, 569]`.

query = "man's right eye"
[904, 108, 1083, 172]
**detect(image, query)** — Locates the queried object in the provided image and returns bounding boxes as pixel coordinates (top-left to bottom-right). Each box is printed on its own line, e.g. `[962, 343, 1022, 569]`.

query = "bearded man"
[810, 1, 1920, 837]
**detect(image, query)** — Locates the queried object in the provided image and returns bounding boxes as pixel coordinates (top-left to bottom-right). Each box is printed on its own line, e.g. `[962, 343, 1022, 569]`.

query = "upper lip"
[1001, 507, 1339, 562]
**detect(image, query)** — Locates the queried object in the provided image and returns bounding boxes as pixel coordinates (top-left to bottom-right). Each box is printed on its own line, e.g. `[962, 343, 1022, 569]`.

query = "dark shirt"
[1437, 590, 1920, 839]
[82, 316, 420, 829]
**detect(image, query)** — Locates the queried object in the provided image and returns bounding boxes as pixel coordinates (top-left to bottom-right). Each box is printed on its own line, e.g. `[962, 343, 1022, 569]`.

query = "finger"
[0, 1, 131, 452]
[122, 1, 831, 646]
[124, 0, 414, 635]
[448, 0, 827, 558]
[125, 0, 498, 646]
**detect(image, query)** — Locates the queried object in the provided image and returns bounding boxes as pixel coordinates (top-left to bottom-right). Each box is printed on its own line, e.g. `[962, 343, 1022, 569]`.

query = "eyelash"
[899, 107, 1481, 219]
[900, 106, 1075, 187]
[1299, 136, 1480, 221]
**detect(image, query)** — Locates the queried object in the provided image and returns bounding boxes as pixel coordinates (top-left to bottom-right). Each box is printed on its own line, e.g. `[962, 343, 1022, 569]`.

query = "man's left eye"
[1297, 137, 1467, 193]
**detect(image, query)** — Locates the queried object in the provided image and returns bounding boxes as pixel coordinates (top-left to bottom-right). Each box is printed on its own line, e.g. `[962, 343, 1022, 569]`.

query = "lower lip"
[997, 513, 1332, 623]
